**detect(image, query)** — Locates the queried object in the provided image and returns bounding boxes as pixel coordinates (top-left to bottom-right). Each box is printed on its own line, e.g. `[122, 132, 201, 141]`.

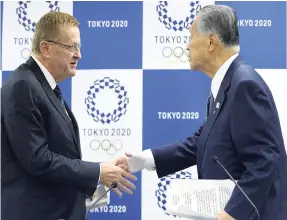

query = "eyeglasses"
[45, 40, 81, 52]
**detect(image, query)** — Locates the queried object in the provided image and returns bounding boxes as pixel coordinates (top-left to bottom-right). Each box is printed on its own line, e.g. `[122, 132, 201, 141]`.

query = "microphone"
[212, 155, 260, 220]
[85, 182, 118, 210]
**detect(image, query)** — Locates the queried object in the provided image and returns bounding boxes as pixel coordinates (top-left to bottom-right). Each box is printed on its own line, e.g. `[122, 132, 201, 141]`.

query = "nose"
[186, 44, 190, 57]
[186, 41, 190, 52]
[74, 49, 81, 60]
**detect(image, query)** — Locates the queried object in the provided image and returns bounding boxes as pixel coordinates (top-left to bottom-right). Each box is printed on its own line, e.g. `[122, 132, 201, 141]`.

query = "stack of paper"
[165, 179, 236, 219]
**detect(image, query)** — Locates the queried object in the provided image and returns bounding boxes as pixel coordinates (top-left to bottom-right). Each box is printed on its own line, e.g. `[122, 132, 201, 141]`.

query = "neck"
[32, 53, 59, 82]
[202, 47, 238, 78]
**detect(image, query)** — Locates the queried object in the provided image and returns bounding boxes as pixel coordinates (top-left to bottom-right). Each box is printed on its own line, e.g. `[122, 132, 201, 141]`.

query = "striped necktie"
[206, 92, 214, 118]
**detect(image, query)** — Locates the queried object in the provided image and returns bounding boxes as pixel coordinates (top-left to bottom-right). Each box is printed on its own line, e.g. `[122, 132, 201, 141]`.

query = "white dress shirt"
[31, 55, 57, 90]
[211, 53, 238, 99]
[127, 54, 239, 173]
[32, 55, 72, 118]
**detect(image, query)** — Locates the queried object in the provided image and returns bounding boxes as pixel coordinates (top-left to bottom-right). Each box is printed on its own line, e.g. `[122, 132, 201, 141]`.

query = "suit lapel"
[197, 56, 244, 172]
[26, 57, 81, 157]
[64, 102, 82, 158]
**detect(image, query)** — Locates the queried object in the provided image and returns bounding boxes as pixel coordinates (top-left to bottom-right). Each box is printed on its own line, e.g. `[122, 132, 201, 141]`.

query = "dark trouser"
[67, 191, 86, 220]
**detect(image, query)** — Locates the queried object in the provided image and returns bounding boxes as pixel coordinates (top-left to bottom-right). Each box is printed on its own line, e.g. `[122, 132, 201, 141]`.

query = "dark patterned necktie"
[54, 85, 65, 108]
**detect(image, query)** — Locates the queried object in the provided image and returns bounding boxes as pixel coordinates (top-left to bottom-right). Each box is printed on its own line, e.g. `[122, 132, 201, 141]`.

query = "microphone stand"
[212, 155, 260, 220]
[85, 182, 117, 219]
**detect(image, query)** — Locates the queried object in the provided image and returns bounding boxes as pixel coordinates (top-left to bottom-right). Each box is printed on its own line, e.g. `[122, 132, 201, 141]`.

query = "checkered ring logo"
[85, 77, 129, 124]
[16, 1, 60, 32]
[156, 1, 201, 31]
[156, 171, 192, 217]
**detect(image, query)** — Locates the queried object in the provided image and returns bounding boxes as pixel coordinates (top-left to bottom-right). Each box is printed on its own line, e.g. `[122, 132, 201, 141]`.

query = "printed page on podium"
[165, 179, 236, 219]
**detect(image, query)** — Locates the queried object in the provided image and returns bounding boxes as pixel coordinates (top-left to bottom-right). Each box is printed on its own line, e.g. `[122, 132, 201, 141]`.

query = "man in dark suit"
[1, 12, 136, 220]
[122, 5, 287, 220]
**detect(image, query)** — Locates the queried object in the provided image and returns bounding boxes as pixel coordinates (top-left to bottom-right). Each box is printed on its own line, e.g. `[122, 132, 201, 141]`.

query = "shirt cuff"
[127, 149, 156, 172]
[143, 149, 156, 171]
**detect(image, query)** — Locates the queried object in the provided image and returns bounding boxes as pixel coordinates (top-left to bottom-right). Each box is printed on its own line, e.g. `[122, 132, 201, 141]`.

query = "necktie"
[54, 85, 71, 120]
[206, 92, 214, 118]
[54, 85, 65, 108]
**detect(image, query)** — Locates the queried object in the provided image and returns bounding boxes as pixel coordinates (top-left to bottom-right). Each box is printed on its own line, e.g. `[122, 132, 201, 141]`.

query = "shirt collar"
[211, 53, 239, 99]
[31, 55, 57, 90]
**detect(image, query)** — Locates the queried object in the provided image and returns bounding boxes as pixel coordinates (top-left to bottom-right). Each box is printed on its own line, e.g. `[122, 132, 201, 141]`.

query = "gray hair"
[197, 5, 239, 48]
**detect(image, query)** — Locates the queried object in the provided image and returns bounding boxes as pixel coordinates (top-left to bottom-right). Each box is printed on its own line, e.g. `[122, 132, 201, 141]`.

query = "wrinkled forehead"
[58, 25, 80, 43]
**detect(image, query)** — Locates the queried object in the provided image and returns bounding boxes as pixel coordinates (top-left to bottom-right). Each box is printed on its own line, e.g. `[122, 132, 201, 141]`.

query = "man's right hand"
[99, 162, 137, 197]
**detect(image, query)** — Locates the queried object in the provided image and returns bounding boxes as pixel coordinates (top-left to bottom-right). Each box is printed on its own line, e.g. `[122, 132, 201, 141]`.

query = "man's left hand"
[217, 210, 235, 220]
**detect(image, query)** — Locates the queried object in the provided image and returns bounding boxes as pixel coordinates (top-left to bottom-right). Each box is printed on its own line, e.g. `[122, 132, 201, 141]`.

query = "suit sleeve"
[225, 80, 281, 219]
[4, 80, 100, 190]
[151, 125, 203, 178]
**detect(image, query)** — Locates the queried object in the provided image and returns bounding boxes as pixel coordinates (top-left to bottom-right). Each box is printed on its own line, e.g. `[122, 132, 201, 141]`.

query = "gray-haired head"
[197, 5, 239, 47]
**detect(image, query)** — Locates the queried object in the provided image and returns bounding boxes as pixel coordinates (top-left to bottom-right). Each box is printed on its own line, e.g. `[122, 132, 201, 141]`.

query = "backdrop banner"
[1, 1, 286, 220]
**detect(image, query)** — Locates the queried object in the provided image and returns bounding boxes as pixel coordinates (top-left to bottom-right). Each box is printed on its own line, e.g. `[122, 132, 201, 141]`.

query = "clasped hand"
[99, 154, 136, 198]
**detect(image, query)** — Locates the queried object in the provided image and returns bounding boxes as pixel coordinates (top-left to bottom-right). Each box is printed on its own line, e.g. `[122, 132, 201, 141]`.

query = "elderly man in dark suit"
[1, 12, 136, 220]
[122, 5, 287, 220]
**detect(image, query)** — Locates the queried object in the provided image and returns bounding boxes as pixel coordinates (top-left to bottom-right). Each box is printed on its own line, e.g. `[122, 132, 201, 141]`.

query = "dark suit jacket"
[151, 56, 287, 220]
[1, 57, 100, 220]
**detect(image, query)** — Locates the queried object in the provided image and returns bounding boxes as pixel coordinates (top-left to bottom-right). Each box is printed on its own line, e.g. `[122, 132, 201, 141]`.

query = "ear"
[208, 33, 220, 51]
[39, 41, 51, 58]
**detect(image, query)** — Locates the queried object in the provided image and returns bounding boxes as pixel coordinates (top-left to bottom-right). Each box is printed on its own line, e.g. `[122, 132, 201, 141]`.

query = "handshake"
[98, 152, 138, 198]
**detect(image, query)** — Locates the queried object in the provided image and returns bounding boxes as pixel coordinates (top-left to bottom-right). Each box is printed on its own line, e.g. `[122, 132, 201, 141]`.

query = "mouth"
[70, 61, 77, 67]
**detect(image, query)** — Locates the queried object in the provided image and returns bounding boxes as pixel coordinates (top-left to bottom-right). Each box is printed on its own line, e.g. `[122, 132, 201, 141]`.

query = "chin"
[69, 71, 77, 77]
[189, 63, 195, 70]
[189, 61, 199, 71]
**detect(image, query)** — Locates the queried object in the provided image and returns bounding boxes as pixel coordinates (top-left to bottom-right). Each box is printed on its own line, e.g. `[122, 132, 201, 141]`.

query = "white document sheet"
[165, 179, 236, 219]
[85, 184, 110, 210]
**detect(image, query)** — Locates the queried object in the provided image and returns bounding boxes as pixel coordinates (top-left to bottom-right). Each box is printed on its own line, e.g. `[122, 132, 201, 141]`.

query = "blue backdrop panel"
[73, 1, 143, 70]
[143, 70, 210, 150]
[220, 1, 286, 69]
[2, 71, 11, 85]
